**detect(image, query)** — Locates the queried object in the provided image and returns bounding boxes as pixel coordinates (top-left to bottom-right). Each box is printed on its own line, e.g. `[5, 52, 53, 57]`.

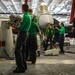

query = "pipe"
[70, 0, 75, 23]
[25, 0, 28, 4]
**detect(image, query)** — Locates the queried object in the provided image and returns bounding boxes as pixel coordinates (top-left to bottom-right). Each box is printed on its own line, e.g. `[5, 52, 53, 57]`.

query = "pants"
[15, 31, 28, 69]
[59, 34, 64, 53]
[26, 35, 37, 62]
[44, 38, 53, 51]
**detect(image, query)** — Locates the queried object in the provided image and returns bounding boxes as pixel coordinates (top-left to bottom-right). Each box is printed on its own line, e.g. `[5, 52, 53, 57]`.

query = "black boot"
[32, 60, 36, 64]
[37, 51, 40, 57]
[13, 68, 25, 73]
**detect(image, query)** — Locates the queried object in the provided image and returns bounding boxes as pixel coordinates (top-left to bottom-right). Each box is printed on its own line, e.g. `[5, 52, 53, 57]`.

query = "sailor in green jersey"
[13, 4, 31, 73]
[26, 9, 39, 64]
[44, 24, 55, 51]
[28, 9, 38, 24]
[32, 15, 38, 24]
[55, 22, 65, 54]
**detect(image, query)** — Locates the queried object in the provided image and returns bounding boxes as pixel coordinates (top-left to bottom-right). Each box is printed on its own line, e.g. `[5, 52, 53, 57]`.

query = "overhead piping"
[25, 0, 28, 4]
[70, 0, 75, 23]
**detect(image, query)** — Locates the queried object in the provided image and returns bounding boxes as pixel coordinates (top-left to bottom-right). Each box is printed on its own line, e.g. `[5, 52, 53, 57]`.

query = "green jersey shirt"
[19, 12, 31, 32]
[45, 27, 55, 38]
[59, 26, 65, 34]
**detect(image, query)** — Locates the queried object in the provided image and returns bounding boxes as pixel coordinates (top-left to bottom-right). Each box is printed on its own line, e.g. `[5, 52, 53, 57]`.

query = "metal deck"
[0, 47, 75, 75]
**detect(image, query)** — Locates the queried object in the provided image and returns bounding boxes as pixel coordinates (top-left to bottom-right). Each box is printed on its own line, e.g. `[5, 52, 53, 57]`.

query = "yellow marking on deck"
[27, 61, 32, 64]
[61, 60, 75, 64]
[0, 58, 6, 61]
[36, 59, 75, 64]
[10, 62, 16, 64]
[9, 59, 75, 65]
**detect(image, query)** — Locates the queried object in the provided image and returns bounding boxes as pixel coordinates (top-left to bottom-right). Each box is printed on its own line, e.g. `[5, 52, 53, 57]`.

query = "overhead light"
[33, 0, 38, 2]
[40, 2, 47, 5]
